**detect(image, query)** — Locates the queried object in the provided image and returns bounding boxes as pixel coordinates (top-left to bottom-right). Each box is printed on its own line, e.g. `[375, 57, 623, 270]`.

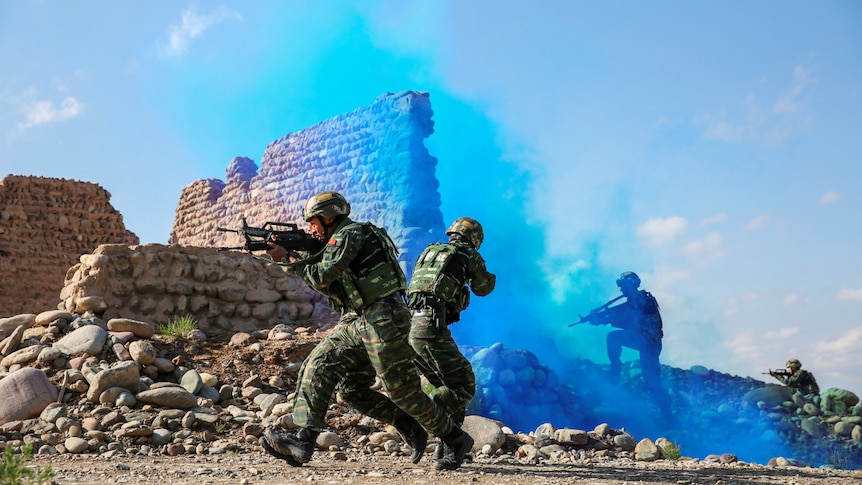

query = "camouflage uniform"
[407, 237, 495, 423]
[287, 217, 457, 436]
[775, 360, 820, 395]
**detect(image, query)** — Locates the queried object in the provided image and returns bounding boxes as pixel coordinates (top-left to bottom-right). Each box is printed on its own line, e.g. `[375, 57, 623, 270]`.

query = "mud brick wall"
[0, 175, 139, 316]
[59, 244, 328, 335]
[169, 90, 448, 274]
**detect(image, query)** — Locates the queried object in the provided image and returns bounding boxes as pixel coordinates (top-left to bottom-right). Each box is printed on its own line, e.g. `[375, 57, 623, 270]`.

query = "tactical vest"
[336, 223, 406, 312]
[408, 242, 470, 309]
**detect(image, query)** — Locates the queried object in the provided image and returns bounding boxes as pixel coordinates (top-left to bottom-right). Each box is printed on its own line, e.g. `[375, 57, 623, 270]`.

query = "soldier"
[260, 191, 473, 470]
[582, 271, 671, 417]
[407, 217, 496, 460]
[770, 358, 820, 395]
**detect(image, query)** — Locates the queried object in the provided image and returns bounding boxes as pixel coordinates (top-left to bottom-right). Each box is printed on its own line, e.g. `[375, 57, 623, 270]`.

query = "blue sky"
[2, 1, 861, 394]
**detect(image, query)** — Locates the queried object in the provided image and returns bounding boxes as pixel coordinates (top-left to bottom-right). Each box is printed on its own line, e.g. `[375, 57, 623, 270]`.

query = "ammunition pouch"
[410, 293, 447, 330]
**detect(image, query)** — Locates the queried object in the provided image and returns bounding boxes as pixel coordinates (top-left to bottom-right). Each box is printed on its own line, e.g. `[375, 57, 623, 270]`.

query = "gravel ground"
[30, 450, 862, 485]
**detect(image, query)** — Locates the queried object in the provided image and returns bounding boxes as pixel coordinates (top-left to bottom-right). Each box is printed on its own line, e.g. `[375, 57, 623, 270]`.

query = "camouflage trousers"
[408, 310, 476, 424]
[291, 297, 456, 437]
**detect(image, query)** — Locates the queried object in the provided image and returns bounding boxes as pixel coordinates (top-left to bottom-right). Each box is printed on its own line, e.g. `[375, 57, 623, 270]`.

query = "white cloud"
[814, 326, 862, 355]
[747, 214, 768, 230]
[17, 96, 84, 130]
[701, 213, 727, 225]
[542, 258, 590, 304]
[698, 65, 813, 145]
[772, 66, 813, 114]
[763, 327, 800, 339]
[782, 294, 809, 306]
[836, 288, 862, 302]
[636, 216, 688, 245]
[165, 6, 241, 56]
[681, 232, 723, 261]
[819, 191, 839, 205]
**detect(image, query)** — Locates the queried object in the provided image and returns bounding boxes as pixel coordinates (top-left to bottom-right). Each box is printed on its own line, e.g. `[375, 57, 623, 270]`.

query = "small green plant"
[156, 315, 198, 337]
[0, 444, 55, 485]
[213, 420, 227, 433]
[659, 440, 682, 460]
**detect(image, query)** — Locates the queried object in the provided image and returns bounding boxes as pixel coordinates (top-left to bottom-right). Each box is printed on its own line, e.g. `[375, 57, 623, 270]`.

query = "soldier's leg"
[337, 360, 428, 463]
[606, 330, 625, 379]
[263, 319, 361, 464]
[361, 300, 472, 470]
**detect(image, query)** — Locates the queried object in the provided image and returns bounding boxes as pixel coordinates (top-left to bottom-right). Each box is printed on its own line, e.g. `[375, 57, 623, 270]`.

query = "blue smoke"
[422, 94, 798, 465]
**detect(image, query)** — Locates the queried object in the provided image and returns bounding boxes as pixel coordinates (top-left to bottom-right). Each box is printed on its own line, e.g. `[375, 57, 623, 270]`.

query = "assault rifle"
[569, 295, 626, 327]
[217, 218, 325, 254]
[763, 369, 791, 378]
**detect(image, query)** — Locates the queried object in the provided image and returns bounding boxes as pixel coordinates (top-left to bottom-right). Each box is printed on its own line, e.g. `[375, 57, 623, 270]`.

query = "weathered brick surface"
[0, 175, 139, 316]
[169, 90, 447, 272]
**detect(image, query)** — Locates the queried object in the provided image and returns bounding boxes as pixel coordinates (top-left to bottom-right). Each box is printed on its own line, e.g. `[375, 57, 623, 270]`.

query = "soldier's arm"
[468, 252, 496, 296]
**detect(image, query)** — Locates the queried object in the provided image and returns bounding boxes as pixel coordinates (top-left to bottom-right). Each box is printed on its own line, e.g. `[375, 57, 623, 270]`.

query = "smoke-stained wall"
[170, 91, 447, 272]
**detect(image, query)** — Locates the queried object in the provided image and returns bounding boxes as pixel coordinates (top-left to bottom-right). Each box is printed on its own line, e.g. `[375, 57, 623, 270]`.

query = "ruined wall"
[0, 175, 139, 316]
[59, 244, 329, 335]
[170, 91, 447, 273]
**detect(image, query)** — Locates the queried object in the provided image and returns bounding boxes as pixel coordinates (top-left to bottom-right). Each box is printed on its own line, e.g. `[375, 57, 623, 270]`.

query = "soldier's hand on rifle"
[266, 242, 302, 263]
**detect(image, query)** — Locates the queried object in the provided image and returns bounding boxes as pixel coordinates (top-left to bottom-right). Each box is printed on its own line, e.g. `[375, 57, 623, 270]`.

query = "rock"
[64, 437, 89, 453]
[106, 318, 155, 339]
[136, 386, 198, 409]
[555, 428, 590, 446]
[85, 360, 141, 402]
[35, 310, 75, 326]
[53, 325, 107, 355]
[180, 369, 204, 395]
[634, 438, 660, 461]
[75, 296, 107, 314]
[821, 388, 860, 407]
[0, 314, 36, 335]
[128, 340, 156, 365]
[1, 344, 46, 367]
[463, 415, 507, 454]
[0, 368, 58, 424]
[742, 386, 793, 408]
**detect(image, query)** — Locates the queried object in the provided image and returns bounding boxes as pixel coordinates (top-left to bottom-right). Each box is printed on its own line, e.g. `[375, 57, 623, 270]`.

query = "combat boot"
[432, 440, 446, 461]
[261, 427, 318, 465]
[435, 427, 474, 471]
[393, 415, 428, 464]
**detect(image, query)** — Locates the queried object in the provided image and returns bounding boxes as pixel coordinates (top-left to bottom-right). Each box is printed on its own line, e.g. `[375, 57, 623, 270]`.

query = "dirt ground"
[31, 452, 862, 485]
[21, 331, 862, 485]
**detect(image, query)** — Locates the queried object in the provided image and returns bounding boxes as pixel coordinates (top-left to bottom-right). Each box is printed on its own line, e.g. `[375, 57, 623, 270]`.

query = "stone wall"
[169, 90, 447, 274]
[59, 244, 330, 335]
[0, 175, 139, 316]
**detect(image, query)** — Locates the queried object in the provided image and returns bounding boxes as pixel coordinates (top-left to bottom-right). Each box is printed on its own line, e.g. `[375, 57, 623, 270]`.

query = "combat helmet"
[302, 191, 351, 222]
[786, 358, 802, 370]
[446, 217, 484, 249]
[616, 271, 641, 289]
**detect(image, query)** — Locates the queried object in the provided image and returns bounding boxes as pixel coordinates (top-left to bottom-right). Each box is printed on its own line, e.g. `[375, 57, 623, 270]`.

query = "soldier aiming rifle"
[765, 358, 820, 395]
[572, 272, 671, 418]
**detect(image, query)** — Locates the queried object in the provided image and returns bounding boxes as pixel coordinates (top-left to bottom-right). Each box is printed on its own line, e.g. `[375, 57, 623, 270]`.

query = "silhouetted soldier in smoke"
[576, 271, 671, 418]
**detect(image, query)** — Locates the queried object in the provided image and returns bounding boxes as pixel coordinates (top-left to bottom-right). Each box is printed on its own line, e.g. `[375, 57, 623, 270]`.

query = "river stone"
[1, 345, 46, 367]
[75, 295, 108, 313]
[53, 325, 107, 356]
[634, 438, 660, 461]
[463, 415, 507, 454]
[0, 314, 36, 335]
[35, 310, 75, 326]
[136, 386, 198, 409]
[86, 360, 141, 402]
[180, 369, 203, 395]
[742, 386, 793, 408]
[0, 368, 58, 424]
[106, 318, 155, 339]
[128, 340, 156, 365]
